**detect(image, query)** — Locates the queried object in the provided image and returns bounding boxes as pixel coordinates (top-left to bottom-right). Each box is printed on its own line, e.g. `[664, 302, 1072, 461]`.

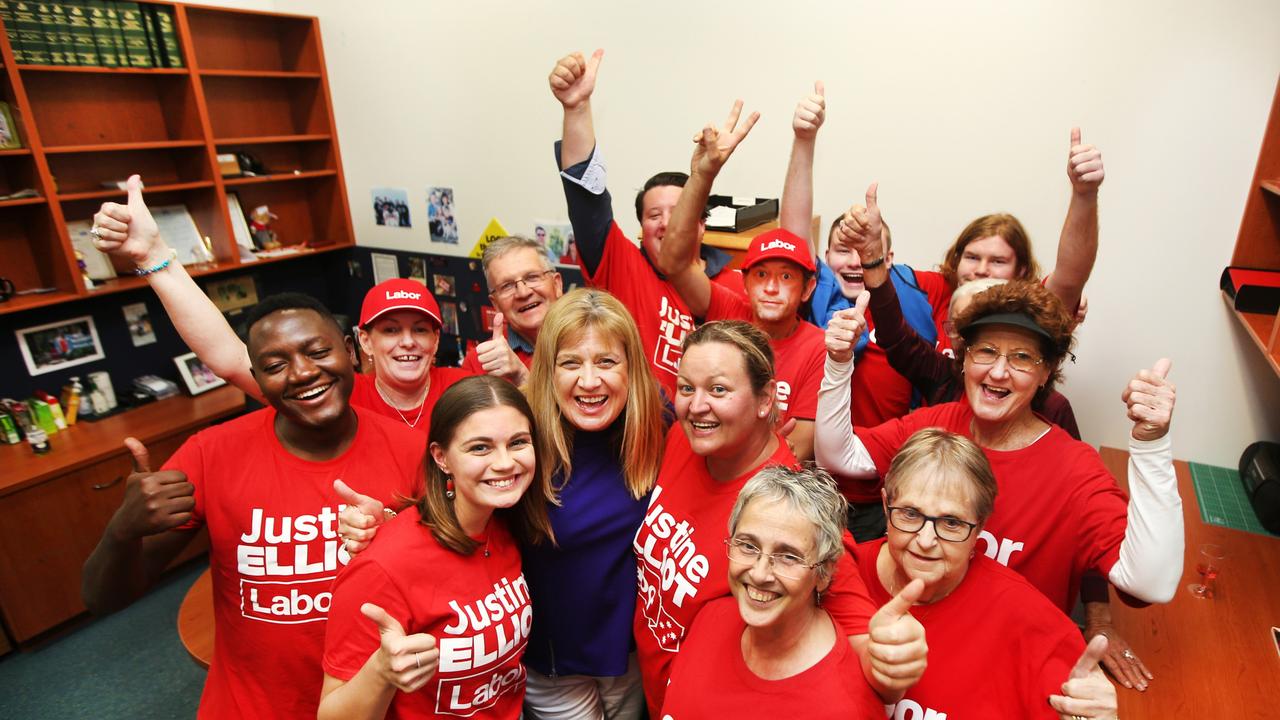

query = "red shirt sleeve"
[323, 559, 416, 681]
[1071, 450, 1130, 578]
[825, 530, 876, 635]
[705, 280, 752, 321]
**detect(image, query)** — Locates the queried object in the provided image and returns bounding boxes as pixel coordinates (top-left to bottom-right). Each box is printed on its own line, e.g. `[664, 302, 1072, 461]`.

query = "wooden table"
[178, 568, 214, 669]
[1100, 447, 1280, 719]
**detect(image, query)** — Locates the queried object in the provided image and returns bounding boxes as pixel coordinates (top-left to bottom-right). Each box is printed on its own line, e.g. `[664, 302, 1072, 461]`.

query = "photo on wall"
[372, 187, 412, 228]
[533, 221, 578, 265]
[408, 257, 428, 285]
[439, 301, 459, 336]
[432, 273, 456, 297]
[174, 352, 228, 396]
[206, 276, 259, 314]
[427, 186, 458, 243]
[16, 315, 105, 376]
[122, 301, 157, 347]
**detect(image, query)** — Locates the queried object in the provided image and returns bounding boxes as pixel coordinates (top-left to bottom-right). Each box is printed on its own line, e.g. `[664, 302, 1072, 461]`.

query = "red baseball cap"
[359, 279, 442, 328]
[741, 228, 815, 272]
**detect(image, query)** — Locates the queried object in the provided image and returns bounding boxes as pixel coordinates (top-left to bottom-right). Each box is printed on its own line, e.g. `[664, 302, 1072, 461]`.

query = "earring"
[445, 475, 455, 500]
[814, 588, 824, 606]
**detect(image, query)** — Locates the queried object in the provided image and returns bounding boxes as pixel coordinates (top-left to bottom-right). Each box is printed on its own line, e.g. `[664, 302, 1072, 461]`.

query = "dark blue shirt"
[521, 419, 651, 677]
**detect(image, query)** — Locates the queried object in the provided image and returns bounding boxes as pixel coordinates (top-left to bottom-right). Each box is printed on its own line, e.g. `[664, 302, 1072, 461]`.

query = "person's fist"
[1122, 358, 1174, 442]
[825, 292, 870, 364]
[108, 437, 195, 542]
[335, 479, 386, 556]
[549, 49, 603, 110]
[793, 81, 825, 140]
[1048, 635, 1119, 719]
[92, 175, 167, 267]
[867, 578, 928, 694]
[834, 184, 883, 260]
[1068, 128, 1105, 195]
[363, 603, 440, 693]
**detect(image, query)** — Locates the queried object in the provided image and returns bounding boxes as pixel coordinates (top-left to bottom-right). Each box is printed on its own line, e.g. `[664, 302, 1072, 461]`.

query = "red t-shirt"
[579, 222, 696, 397]
[164, 408, 426, 719]
[323, 508, 528, 719]
[632, 427, 876, 716]
[705, 282, 825, 423]
[660, 597, 883, 719]
[854, 538, 1083, 719]
[854, 401, 1128, 612]
[348, 367, 475, 433]
[460, 340, 534, 378]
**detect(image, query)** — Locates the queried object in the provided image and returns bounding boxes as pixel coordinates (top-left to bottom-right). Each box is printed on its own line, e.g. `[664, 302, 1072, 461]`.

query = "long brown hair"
[417, 376, 553, 553]
[525, 288, 665, 501]
[939, 213, 1041, 288]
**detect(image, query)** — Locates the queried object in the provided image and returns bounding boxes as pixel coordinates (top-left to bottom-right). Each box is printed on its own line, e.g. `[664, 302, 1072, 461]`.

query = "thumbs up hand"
[835, 183, 884, 261]
[1122, 358, 1175, 441]
[361, 603, 440, 693]
[793, 81, 826, 140]
[107, 436, 196, 542]
[1048, 635, 1118, 719]
[549, 48, 603, 110]
[1068, 127, 1105, 195]
[91, 174, 168, 268]
[825, 291, 870, 364]
[866, 578, 928, 694]
[335, 479, 387, 557]
[474, 312, 527, 384]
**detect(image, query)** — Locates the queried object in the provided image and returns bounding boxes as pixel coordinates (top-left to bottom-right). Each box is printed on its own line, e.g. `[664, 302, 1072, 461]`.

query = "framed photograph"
[432, 273, 456, 297]
[206, 275, 259, 314]
[408, 257, 427, 285]
[16, 315, 105, 376]
[174, 352, 227, 395]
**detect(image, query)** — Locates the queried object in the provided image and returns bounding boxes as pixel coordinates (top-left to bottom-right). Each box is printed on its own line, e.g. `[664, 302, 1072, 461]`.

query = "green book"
[35, 2, 70, 64]
[0, 1, 28, 63]
[11, 1, 47, 64]
[146, 3, 179, 67]
[113, 0, 150, 68]
[83, 0, 120, 67]
[62, 2, 98, 66]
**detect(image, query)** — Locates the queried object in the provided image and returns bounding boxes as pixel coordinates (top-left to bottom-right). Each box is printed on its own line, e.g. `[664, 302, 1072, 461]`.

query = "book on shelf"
[226, 193, 258, 261]
[143, 2, 178, 67]
[10, 1, 50, 65]
[36, 1, 74, 65]
[62, 2, 99, 65]
[114, 1, 151, 68]
[83, 0, 122, 67]
[0, 1, 25, 63]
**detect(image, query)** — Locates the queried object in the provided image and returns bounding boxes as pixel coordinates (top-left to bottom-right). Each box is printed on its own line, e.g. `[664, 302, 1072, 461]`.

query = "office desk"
[1100, 447, 1280, 719]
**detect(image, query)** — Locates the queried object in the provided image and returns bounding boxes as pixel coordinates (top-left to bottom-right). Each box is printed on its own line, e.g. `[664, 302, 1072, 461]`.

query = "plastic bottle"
[61, 377, 83, 425]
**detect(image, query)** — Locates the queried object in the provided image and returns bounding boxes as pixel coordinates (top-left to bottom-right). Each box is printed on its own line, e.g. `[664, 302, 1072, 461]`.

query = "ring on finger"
[415, 651, 422, 669]
[90, 226, 102, 239]
[1122, 649, 1136, 661]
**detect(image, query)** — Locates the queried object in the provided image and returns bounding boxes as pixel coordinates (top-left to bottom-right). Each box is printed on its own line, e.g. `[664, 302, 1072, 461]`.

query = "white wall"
[237, 0, 1278, 465]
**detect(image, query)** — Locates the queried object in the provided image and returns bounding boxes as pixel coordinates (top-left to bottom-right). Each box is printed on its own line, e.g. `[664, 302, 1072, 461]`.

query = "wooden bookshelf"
[0, 1, 353, 318]
[1226, 75, 1280, 378]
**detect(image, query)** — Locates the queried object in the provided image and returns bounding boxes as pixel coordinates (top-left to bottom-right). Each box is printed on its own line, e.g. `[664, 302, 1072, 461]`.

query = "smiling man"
[82, 293, 426, 720]
[462, 236, 564, 385]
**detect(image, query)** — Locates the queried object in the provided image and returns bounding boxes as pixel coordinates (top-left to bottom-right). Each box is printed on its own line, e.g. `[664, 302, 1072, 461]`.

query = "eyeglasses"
[886, 506, 978, 543]
[965, 343, 1044, 373]
[725, 538, 821, 580]
[491, 270, 555, 299]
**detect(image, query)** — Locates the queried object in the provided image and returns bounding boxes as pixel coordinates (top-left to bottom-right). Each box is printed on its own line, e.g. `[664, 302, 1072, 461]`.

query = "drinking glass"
[1186, 543, 1226, 599]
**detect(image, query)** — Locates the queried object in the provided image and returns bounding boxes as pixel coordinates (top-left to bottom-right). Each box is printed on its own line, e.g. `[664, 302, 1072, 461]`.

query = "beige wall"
[233, 0, 1279, 465]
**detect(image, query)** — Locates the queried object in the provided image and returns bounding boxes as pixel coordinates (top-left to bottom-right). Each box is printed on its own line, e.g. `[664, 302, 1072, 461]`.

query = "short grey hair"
[481, 235, 553, 282]
[728, 465, 848, 578]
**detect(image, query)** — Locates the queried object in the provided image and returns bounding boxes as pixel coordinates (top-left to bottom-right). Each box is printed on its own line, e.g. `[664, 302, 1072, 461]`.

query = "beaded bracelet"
[135, 248, 178, 277]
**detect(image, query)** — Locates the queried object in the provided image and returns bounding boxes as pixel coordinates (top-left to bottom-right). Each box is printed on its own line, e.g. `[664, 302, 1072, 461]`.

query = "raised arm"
[1109, 358, 1183, 603]
[549, 50, 615, 278]
[780, 82, 825, 254]
[815, 298, 879, 479]
[659, 101, 760, 316]
[1045, 128, 1104, 313]
[92, 176, 261, 401]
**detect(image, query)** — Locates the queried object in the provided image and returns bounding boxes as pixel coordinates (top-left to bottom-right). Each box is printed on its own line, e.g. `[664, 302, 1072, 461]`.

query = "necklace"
[374, 378, 430, 428]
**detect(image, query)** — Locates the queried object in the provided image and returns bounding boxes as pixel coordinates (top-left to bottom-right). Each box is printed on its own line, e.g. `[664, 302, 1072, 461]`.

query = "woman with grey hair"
[659, 466, 897, 719]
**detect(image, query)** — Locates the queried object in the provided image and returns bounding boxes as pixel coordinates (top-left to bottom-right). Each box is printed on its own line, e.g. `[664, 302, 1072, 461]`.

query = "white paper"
[371, 252, 399, 284]
[67, 220, 118, 280]
[151, 205, 212, 265]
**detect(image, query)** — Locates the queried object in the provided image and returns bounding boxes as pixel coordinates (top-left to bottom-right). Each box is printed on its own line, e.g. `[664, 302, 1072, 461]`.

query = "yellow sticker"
[468, 218, 509, 259]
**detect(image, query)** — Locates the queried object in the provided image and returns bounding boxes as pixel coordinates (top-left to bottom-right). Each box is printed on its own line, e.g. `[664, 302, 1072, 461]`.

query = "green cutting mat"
[1188, 462, 1276, 536]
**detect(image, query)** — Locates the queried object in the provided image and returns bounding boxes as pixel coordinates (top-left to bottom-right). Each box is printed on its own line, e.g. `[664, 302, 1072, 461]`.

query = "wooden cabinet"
[0, 386, 243, 644]
[1227, 75, 1280, 377]
[0, 2, 353, 317]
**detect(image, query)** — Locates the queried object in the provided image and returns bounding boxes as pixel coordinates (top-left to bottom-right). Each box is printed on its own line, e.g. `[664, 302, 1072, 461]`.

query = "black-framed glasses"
[886, 506, 978, 543]
[490, 270, 556, 298]
[964, 343, 1044, 373]
[724, 538, 822, 580]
